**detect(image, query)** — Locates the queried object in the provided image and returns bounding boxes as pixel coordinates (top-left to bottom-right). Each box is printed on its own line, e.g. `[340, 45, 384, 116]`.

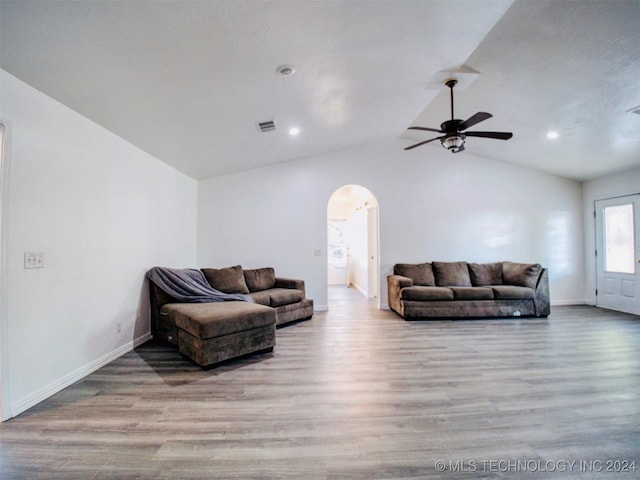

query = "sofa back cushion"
[201, 265, 250, 294]
[432, 261, 472, 287]
[244, 267, 276, 292]
[393, 263, 435, 286]
[502, 262, 542, 289]
[468, 262, 503, 286]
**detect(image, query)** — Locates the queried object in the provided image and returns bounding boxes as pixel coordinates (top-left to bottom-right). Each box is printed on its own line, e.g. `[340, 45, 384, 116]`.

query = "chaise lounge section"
[158, 301, 276, 368]
[388, 261, 550, 320]
[147, 265, 313, 367]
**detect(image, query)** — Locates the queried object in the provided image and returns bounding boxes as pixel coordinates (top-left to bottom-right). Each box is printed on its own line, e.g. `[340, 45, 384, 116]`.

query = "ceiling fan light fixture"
[404, 79, 512, 153]
[441, 134, 465, 152]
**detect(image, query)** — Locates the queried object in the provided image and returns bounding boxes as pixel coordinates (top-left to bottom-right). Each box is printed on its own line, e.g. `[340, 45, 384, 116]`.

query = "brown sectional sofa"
[149, 265, 313, 367]
[201, 265, 314, 327]
[388, 261, 550, 320]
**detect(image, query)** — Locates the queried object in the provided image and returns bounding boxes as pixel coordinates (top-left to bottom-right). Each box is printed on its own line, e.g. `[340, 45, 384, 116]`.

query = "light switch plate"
[24, 252, 44, 269]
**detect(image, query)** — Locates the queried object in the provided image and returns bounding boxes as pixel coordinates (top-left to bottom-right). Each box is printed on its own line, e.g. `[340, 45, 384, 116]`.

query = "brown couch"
[149, 265, 313, 367]
[200, 265, 314, 327]
[388, 261, 550, 320]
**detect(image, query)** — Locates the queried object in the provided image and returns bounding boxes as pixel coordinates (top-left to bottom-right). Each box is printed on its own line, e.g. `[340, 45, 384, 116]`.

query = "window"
[604, 203, 636, 274]
[327, 219, 347, 267]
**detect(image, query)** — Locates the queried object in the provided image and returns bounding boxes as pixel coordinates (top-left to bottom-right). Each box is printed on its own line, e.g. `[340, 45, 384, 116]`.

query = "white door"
[595, 194, 640, 315]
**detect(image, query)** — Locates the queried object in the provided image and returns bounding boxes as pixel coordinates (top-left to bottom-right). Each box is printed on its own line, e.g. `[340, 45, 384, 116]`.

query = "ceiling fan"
[404, 79, 513, 153]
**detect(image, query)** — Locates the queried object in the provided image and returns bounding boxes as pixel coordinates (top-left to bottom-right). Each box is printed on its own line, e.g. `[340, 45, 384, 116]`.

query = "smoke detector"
[276, 64, 296, 76]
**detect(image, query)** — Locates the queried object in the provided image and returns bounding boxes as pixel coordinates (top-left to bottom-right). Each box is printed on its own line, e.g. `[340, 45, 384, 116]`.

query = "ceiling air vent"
[256, 120, 276, 133]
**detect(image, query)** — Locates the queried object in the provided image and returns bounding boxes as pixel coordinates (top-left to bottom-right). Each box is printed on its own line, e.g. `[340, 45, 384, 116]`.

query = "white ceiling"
[1, 0, 639, 182]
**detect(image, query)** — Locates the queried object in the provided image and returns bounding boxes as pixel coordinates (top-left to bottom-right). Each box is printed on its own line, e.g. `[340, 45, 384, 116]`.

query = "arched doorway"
[327, 185, 379, 301]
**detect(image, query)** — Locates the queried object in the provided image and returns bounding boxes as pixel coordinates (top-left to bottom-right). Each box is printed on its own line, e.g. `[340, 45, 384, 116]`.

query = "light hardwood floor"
[1, 286, 638, 479]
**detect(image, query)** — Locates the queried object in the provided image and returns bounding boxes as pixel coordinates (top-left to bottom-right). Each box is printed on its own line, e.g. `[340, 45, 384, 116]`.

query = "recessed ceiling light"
[289, 127, 300, 136]
[277, 64, 296, 76]
[546, 131, 559, 140]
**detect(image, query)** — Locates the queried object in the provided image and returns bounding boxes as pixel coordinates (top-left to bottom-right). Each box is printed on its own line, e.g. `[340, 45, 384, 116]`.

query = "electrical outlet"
[24, 252, 45, 269]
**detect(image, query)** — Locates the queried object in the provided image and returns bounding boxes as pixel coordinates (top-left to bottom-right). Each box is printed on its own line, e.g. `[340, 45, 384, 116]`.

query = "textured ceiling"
[1, 0, 639, 182]
[406, 0, 640, 181]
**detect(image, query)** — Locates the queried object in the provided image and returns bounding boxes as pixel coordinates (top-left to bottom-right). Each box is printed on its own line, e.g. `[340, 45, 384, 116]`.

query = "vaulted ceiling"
[1, 0, 639, 181]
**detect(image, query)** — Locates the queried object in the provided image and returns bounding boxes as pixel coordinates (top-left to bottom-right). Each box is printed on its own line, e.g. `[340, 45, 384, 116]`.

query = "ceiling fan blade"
[404, 136, 443, 150]
[465, 131, 513, 140]
[408, 126, 443, 133]
[459, 112, 492, 131]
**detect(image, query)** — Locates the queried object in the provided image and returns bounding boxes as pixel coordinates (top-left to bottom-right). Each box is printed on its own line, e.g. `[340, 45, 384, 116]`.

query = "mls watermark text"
[433, 459, 636, 474]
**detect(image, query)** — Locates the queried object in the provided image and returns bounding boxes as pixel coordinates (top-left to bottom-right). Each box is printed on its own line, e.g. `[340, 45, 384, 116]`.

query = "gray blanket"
[146, 267, 253, 303]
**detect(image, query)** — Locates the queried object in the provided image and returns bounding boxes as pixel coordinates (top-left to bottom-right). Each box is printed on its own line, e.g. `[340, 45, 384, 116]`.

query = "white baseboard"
[10, 332, 152, 419]
[133, 333, 153, 348]
[352, 282, 367, 297]
[314, 305, 328, 312]
[551, 299, 589, 306]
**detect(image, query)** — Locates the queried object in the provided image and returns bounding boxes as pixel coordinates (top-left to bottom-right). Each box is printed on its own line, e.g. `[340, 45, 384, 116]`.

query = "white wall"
[582, 166, 640, 305]
[198, 139, 585, 310]
[0, 70, 197, 418]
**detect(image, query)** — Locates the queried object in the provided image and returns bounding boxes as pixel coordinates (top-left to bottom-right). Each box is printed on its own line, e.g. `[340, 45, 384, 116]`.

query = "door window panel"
[604, 204, 635, 274]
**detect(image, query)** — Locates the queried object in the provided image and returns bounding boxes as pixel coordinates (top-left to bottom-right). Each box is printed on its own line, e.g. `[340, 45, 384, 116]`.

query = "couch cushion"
[490, 285, 535, 300]
[201, 265, 250, 294]
[249, 288, 308, 311]
[161, 301, 275, 339]
[502, 262, 542, 289]
[393, 263, 435, 286]
[268, 288, 304, 307]
[450, 287, 495, 300]
[468, 263, 503, 286]
[401, 286, 454, 301]
[244, 267, 276, 292]
[432, 262, 472, 287]
[248, 290, 270, 306]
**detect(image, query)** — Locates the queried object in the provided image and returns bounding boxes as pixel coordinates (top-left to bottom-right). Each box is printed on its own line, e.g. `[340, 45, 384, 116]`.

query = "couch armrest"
[387, 275, 413, 315]
[534, 268, 550, 317]
[275, 277, 305, 296]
